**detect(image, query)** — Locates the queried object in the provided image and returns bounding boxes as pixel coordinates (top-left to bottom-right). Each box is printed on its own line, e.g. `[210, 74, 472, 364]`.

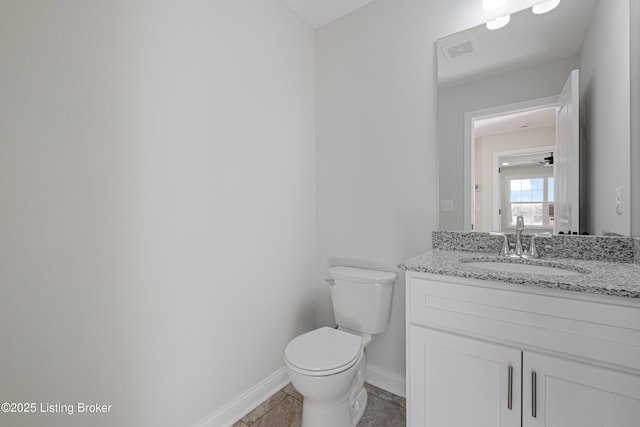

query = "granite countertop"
[399, 249, 640, 299]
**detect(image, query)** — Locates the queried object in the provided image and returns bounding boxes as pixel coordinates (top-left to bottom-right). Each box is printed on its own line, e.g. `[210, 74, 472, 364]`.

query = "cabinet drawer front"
[409, 275, 640, 370]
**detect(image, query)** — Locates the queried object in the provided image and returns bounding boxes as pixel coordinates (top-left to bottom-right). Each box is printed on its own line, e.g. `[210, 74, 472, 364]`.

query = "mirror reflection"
[474, 108, 557, 234]
[437, 0, 632, 236]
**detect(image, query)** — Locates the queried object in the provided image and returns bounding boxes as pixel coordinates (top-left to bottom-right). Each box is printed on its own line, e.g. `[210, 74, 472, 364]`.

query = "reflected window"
[509, 177, 554, 227]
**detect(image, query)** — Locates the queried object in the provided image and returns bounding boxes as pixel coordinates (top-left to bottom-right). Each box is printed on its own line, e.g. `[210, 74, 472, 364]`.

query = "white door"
[554, 69, 580, 234]
[408, 327, 521, 427]
[523, 352, 640, 427]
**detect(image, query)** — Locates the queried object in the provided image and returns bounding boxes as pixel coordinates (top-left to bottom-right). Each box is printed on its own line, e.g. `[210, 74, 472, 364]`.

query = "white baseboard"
[366, 364, 406, 398]
[192, 367, 290, 427]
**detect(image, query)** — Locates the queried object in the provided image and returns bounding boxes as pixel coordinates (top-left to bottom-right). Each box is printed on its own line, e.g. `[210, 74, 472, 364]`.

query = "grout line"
[282, 389, 303, 403]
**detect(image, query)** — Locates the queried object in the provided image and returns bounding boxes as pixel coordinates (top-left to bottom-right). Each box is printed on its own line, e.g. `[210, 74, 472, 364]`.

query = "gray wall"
[631, 0, 640, 237]
[580, 0, 631, 236]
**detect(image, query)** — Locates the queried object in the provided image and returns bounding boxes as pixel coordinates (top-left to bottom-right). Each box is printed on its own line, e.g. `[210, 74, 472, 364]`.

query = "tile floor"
[231, 383, 405, 427]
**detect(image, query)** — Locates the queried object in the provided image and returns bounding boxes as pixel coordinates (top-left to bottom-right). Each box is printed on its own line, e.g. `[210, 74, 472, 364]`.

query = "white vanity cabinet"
[406, 272, 640, 427]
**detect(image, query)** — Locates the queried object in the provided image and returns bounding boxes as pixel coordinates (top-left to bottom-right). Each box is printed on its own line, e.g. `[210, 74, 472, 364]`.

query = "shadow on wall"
[579, 77, 592, 235]
[293, 298, 317, 334]
[327, 257, 398, 275]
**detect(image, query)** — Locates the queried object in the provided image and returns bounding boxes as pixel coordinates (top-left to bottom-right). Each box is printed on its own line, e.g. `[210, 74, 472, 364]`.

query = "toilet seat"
[285, 327, 362, 376]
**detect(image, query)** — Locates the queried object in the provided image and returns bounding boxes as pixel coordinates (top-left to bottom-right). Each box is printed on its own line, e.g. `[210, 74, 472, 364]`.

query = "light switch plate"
[441, 200, 454, 212]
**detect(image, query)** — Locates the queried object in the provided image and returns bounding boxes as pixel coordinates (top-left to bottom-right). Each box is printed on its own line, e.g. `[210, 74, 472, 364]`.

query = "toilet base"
[288, 352, 368, 427]
[300, 395, 353, 427]
[300, 385, 367, 427]
[349, 385, 367, 425]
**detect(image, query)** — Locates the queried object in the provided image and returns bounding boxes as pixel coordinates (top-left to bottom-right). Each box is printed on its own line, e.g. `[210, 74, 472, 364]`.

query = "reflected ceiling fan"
[535, 152, 554, 167]
[500, 151, 554, 168]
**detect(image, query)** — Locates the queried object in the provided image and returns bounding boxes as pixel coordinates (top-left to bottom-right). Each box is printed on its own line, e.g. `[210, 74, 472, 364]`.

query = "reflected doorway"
[472, 106, 557, 232]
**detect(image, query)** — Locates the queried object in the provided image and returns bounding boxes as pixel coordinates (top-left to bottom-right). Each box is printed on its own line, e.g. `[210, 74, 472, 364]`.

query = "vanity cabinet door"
[523, 352, 640, 427]
[408, 326, 521, 427]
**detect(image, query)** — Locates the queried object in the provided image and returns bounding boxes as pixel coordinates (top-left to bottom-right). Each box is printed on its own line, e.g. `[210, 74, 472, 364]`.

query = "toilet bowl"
[284, 327, 367, 427]
[284, 266, 397, 427]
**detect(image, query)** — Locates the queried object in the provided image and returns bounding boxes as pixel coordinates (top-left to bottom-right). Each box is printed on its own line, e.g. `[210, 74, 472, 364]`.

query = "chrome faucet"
[491, 216, 533, 258]
[514, 215, 525, 256]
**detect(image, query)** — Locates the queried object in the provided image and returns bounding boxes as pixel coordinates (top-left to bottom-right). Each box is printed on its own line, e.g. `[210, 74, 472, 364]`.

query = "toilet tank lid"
[328, 266, 397, 284]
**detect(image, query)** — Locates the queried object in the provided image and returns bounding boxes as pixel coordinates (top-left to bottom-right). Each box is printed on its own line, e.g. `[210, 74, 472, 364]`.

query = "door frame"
[464, 96, 559, 231]
[492, 146, 556, 231]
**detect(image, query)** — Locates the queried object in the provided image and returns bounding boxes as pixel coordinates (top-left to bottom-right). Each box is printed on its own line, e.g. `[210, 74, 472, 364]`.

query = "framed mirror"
[437, 0, 633, 236]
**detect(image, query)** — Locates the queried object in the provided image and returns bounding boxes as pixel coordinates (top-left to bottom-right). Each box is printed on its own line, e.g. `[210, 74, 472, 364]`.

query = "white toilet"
[284, 266, 397, 427]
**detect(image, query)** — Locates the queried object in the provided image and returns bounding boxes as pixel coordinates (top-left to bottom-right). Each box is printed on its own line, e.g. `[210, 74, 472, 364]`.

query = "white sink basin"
[464, 261, 585, 276]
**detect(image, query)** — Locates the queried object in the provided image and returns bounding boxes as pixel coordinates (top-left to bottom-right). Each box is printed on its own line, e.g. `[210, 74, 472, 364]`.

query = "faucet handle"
[528, 234, 550, 258]
[490, 232, 511, 256]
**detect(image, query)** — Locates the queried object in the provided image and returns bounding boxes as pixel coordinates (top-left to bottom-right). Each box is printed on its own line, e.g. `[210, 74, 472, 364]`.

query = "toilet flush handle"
[325, 278, 336, 286]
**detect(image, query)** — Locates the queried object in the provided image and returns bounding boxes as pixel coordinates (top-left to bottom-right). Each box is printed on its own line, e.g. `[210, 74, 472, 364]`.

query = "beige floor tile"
[236, 382, 405, 427]
[357, 393, 405, 427]
[241, 390, 288, 425]
[282, 383, 303, 401]
[365, 383, 406, 409]
[251, 396, 302, 427]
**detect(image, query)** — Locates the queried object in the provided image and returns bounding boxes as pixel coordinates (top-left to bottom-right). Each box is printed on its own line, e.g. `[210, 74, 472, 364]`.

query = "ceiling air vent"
[442, 40, 475, 61]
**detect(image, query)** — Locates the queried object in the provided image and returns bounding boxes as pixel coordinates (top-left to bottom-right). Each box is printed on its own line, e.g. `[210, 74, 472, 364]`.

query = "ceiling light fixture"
[482, 0, 509, 11]
[486, 14, 511, 30]
[532, 0, 561, 14]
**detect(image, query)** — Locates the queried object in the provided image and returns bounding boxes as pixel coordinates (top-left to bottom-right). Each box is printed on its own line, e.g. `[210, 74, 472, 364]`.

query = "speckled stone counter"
[399, 232, 640, 299]
[399, 250, 640, 298]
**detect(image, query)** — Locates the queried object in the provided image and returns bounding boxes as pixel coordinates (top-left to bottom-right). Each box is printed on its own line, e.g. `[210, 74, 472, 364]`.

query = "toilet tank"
[328, 266, 397, 335]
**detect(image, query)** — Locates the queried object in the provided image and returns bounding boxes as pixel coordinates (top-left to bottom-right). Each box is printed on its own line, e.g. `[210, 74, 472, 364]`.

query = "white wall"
[0, 1, 315, 426]
[475, 126, 556, 231]
[315, 0, 530, 390]
[438, 56, 579, 231]
[315, 0, 433, 387]
[579, 0, 631, 236]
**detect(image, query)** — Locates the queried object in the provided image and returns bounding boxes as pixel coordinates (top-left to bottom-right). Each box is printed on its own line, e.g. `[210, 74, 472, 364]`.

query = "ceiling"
[437, 0, 599, 87]
[498, 150, 554, 168]
[475, 107, 556, 137]
[476, 107, 557, 169]
[280, 0, 377, 29]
